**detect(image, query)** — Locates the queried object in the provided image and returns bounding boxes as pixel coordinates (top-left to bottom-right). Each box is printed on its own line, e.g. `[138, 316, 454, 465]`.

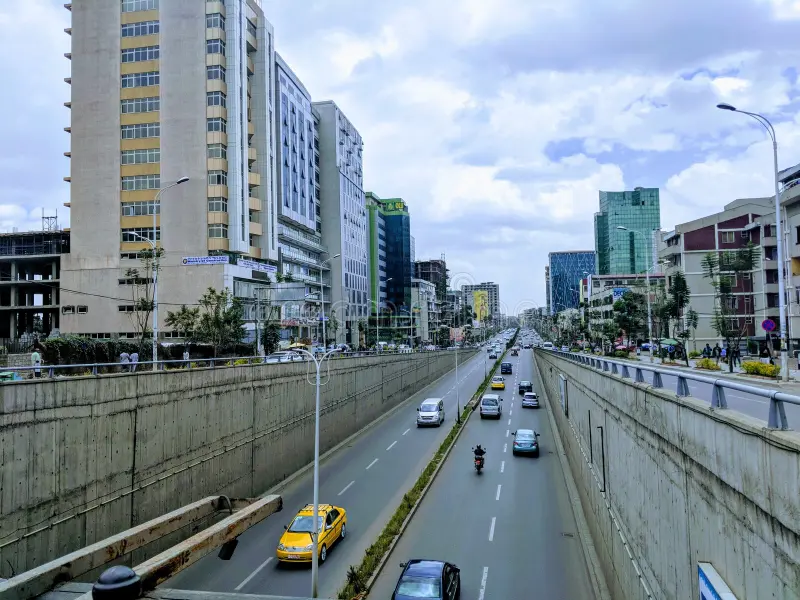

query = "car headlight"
[278, 543, 286, 551]
[304, 543, 314, 551]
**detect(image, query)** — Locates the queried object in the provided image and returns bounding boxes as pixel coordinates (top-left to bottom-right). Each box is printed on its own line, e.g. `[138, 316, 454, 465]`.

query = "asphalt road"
[167, 349, 493, 599]
[370, 348, 596, 600]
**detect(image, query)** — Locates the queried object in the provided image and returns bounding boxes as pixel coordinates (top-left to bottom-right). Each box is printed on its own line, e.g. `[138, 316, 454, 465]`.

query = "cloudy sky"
[4, 1, 800, 315]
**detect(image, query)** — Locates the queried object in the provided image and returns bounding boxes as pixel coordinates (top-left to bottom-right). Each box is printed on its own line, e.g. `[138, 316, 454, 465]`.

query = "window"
[118, 305, 137, 312]
[121, 20, 159, 37]
[121, 46, 159, 62]
[765, 224, 773, 237]
[741, 230, 750, 239]
[121, 200, 159, 216]
[77, 306, 88, 314]
[121, 71, 159, 88]
[62, 306, 75, 315]
[206, 12, 225, 29]
[207, 118, 226, 133]
[121, 96, 159, 114]
[207, 65, 226, 81]
[121, 123, 160, 139]
[122, 174, 160, 190]
[121, 148, 160, 165]
[721, 231, 735, 243]
[119, 276, 153, 285]
[745, 316, 754, 324]
[743, 271, 751, 280]
[208, 170, 227, 186]
[122, 227, 160, 242]
[208, 224, 228, 238]
[796, 225, 800, 245]
[206, 39, 225, 55]
[121, 0, 158, 11]
[247, 19, 257, 38]
[207, 143, 227, 159]
[207, 91, 226, 108]
[208, 197, 227, 212]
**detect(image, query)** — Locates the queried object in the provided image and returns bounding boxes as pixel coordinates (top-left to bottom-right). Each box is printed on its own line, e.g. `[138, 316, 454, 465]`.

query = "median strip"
[337, 332, 519, 600]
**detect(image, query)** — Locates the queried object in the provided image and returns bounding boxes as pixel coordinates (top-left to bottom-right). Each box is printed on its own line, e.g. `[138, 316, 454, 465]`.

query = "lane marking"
[338, 480, 355, 496]
[234, 557, 273, 591]
[478, 567, 489, 600]
[506, 429, 510, 437]
[500, 460, 505, 473]
[507, 418, 511, 425]
[386, 441, 397, 451]
[488, 517, 496, 541]
[366, 458, 379, 470]
[403, 428, 410, 435]
[503, 443, 507, 453]
[495, 484, 502, 501]
[509, 409, 513, 416]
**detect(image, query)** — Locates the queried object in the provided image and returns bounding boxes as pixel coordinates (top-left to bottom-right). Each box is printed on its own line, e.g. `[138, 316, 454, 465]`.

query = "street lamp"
[717, 102, 789, 380]
[145, 177, 189, 371]
[289, 347, 340, 598]
[319, 253, 341, 349]
[376, 278, 392, 349]
[617, 225, 656, 363]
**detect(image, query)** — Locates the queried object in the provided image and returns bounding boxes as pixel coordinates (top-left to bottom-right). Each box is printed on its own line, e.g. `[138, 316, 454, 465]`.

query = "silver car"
[417, 398, 445, 427]
[479, 394, 503, 419]
[521, 391, 540, 408]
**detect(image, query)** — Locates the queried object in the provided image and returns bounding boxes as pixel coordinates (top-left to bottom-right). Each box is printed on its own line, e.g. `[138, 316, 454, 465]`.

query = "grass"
[336, 331, 519, 599]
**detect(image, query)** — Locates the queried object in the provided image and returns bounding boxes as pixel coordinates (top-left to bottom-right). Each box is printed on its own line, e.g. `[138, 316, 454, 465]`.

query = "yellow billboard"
[473, 290, 489, 324]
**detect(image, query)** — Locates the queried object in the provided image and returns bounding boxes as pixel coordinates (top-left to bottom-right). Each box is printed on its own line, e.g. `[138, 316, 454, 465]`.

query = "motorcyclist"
[473, 445, 486, 458]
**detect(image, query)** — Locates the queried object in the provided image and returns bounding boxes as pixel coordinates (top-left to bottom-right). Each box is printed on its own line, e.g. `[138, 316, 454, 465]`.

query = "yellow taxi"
[276, 503, 347, 564]
[490, 376, 505, 390]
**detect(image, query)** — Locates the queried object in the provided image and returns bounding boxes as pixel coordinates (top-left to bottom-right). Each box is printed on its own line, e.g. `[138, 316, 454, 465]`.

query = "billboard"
[612, 287, 630, 302]
[450, 327, 464, 342]
[473, 290, 489, 324]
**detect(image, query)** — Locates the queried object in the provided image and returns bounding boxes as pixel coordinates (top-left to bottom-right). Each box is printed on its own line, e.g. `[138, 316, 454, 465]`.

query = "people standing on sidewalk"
[713, 343, 721, 364]
[703, 343, 713, 358]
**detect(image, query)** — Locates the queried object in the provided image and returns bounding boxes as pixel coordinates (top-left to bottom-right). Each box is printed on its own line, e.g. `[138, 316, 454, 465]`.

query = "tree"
[685, 308, 699, 351]
[260, 323, 281, 355]
[327, 312, 339, 346]
[196, 287, 246, 356]
[702, 243, 760, 372]
[165, 305, 200, 344]
[612, 291, 646, 346]
[124, 248, 163, 349]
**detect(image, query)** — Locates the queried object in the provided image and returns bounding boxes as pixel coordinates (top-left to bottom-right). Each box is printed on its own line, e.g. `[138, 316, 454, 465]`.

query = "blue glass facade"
[548, 251, 596, 314]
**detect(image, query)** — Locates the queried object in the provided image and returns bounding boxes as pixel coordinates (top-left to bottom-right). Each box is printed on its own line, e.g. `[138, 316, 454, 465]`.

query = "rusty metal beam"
[0, 496, 280, 600]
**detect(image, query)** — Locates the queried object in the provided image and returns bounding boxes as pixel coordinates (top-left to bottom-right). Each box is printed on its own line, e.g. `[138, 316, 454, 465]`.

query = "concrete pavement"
[166, 349, 492, 599]
[369, 348, 596, 600]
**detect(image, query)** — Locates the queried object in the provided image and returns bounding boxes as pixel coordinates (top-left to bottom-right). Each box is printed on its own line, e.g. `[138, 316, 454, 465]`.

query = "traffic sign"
[668, 345, 675, 353]
[762, 319, 776, 332]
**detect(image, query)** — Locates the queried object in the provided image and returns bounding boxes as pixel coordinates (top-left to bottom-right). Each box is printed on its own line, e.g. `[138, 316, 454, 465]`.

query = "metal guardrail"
[546, 349, 799, 430]
[1, 348, 468, 381]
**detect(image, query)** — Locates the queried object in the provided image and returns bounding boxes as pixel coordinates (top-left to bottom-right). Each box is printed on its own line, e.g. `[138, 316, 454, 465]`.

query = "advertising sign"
[698, 562, 738, 600]
[237, 258, 277, 274]
[612, 287, 630, 302]
[473, 290, 489, 324]
[450, 327, 464, 342]
[182, 256, 229, 266]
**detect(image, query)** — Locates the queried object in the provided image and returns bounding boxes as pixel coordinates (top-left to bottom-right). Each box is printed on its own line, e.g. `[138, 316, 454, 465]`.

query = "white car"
[417, 398, 445, 427]
[521, 392, 540, 408]
[479, 394, 503, 419]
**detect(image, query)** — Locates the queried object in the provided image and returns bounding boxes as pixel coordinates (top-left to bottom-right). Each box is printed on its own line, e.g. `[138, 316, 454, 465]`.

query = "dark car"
[488, 352, 498, 359]
[393, 559, 461, 600]
[501, 362, 512, 374]
[524, 344, 532, 349]
[518, 380, 533, 395]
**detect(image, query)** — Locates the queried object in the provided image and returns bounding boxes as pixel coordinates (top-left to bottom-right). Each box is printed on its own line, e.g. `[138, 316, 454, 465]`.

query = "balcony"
[249, 221, 263, 236]
[248, 147, 257, 163]
[248, 171, 260, 187]
[281, 246, 323, 268]
[247, 55, 254, 75]
[64, 101, 71, 108]
[288, 272, 322, 285]
[249, 196, 261, 211]
[277, 225, 327, 253]
[248, 121, 255, 136]
[249, 246, 262, 259]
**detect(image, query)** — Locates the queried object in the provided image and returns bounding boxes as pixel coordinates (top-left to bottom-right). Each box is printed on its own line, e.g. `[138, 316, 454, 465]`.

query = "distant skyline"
[3, 1, 800, 311]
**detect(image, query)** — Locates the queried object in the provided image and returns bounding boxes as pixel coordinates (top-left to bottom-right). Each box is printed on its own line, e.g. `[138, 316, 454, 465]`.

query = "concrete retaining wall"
[0, 350, 475, 574]
[532, 350, 800, 600]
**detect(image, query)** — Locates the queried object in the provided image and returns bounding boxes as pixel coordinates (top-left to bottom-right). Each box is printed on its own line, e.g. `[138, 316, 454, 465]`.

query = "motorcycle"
[472, 448, 485, 473]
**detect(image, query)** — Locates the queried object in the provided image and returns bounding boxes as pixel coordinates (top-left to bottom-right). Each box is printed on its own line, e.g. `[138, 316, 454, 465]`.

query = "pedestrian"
[183, 347, 190, 368]
[713, 343, 721, 363]
[120, 351, 130, 372]
[703, 343, 712, 358]
[130, 351, 139, 373]
[732, 346, 741, 368]
[31, 349, 42, 378]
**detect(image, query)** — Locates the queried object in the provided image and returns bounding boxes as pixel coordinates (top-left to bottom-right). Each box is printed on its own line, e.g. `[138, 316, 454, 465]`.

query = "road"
[370, 348, 596, 600]
[167, 349, 493, 599]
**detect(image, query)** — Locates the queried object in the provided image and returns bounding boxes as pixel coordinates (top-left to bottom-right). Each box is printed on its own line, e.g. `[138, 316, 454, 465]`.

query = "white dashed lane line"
[366, 458, 379, 470]
[478, 567, 489, 600]
[503, 443, 507, 453]
[488, 517, 496, 541]
[506, 429, 510, 437]
[235, 557, 273, 591]
[500, 460, 505, 473]
[338, 481, 355, 496]
[386, 441, 397, 451]
[403, 428, 410, 436]
[495, 484, 502, 501]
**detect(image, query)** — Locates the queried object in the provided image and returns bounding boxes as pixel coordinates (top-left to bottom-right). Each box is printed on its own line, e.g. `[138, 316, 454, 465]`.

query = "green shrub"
[688, 350, 701, 359]
[233, 358, 250, 366]
[695, 357, 721, 371]
[569, 347, 580, 352]
[614, 350, 629, 358]
[741, 360, 780, 378]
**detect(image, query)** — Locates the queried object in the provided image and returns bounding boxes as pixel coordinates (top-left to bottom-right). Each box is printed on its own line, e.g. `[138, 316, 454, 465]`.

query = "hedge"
[741, 360, 780, 378]
[694, 357, 721, 371]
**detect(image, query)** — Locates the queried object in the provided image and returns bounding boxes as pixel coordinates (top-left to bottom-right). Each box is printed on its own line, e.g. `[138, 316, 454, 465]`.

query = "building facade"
[548, 251, 595, 314]
[659, 198, 772, 346]
[586, 273, 666, 334]
[61, 0, 278, 340]
[366, 192, 387, 312]
[314, 100, 367, 345]
[411, 278, 436, 344]
[462, 282, 500, 320]
[274, 53, 327, 343]
[594, 188, 661, 275]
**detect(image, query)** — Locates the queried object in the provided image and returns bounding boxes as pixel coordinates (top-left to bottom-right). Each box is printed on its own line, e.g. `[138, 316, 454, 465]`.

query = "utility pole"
[254, 291, 263, 357]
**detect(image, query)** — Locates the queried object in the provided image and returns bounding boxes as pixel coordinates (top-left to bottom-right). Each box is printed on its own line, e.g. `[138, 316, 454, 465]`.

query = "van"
[501, 362, 512, 374]
[542, 342, 554, 350]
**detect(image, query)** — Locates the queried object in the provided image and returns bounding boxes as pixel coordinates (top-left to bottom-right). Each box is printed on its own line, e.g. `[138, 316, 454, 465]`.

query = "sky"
[3, 1, 800, 316]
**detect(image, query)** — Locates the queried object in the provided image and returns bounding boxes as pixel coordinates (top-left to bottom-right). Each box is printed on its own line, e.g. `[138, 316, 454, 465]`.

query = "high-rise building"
[315, 100, 367, 345]
[594, 187, 661, 275]
[415, 259, 448, 302]
[366, 192, 387, 312]
[462, 282, 500, 319]
[373, 196, 412, 312]
[60, 0, 278, 340]
[548, 251, 595, 314]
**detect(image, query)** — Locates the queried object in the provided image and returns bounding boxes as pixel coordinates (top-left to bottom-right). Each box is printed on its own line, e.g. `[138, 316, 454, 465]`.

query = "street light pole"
[717, 103, 789, 380]
[376, 278, 392, 349]
[319, 253, 341, 350]
[149, 177, 188, 371]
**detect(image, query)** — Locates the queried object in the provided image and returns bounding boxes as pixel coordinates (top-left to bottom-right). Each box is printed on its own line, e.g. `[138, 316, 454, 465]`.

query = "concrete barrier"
[0, 350, 475, 575]
[532, 350, 800, 600]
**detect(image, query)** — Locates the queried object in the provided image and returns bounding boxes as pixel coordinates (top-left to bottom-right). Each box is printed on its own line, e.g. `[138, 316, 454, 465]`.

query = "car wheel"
[340, 523, 346, 539]
[319, 544, 327, 563]
[533, 451, 540, 458]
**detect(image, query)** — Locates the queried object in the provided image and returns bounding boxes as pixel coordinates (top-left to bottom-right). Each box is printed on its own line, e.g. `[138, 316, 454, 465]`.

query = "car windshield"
[288, 515, 324, 533]
[420, 403, 438, 412]
[520, 381, 530, 386]
[492, 377, 502, 381]
[516, 432, 534, 440]
[482, 398, 498, 406]
[396, 576, 442, 598]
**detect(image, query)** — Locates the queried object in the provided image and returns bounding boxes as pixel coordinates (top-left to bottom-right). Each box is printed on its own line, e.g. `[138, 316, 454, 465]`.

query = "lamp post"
[319, 253, 341, 350]
[144, 177, 189, 371]
[717, 102, 789, 381]
[616, 225, 656, 362]
[376, 278, 392, 349]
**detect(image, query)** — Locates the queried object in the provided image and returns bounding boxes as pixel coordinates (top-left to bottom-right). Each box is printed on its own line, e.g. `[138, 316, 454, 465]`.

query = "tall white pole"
[320, 273, 326, 349]
[310, 357, 321, 597]
[152, 187, 161, 372]
[645, 267, 653, 363]
[773, 139, 790, 380]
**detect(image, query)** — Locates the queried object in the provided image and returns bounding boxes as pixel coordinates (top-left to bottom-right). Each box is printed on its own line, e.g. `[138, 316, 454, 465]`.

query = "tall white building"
[314, 100, 368, 345]
[462, 282, 501, 318]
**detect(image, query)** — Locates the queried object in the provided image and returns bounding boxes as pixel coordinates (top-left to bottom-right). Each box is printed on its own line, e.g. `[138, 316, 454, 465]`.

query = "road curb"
[262, 351, 480, 498]
[362, 340, 515, 596]
[532, 352, 612, 600]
